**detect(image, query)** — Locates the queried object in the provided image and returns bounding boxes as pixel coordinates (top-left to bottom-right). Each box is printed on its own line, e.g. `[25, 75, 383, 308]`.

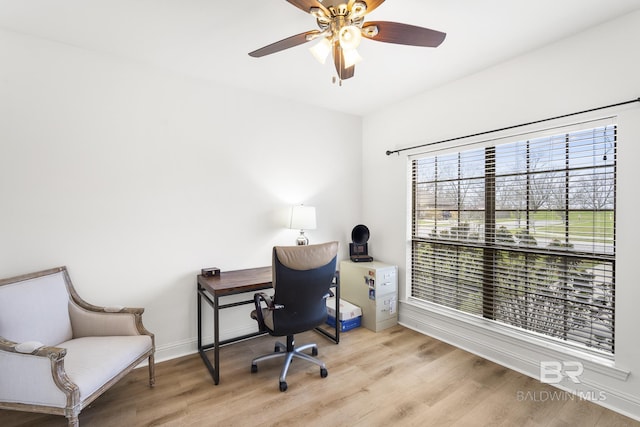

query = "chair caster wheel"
[251, 364, 258, 373]
[320, 368, 328, 378]
[279, 381, 288, 392]
[312, 347, 318, 356]
[274, 345, 281, 352]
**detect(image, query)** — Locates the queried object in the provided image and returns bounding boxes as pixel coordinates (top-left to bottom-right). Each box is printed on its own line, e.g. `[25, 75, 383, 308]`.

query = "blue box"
[326, 314, 362, 332]
[325, 297, 362, 331]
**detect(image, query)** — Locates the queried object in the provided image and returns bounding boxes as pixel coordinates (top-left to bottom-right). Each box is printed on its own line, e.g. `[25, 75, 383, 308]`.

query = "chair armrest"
[253, 292, 269, 329]
[253, 292, 283, 330]
[0, 336, 79, 408]
[254, 292, 284, 310]
[104, 305, 143, 315]
[0, 337, 66, 359]
[254, 292, 272, 308]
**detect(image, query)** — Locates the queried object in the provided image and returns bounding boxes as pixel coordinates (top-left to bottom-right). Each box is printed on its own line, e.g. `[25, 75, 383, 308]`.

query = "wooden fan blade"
[286, 0, 324, 13]
[333, 43, 355, 80]
[362, 21, 446, 47]
[249, 30, 321, 57]
[349, 0, 386, 14]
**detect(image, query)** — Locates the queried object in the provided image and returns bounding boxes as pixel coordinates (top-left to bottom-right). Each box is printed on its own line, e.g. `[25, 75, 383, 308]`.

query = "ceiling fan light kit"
[249, 1, 446, 84]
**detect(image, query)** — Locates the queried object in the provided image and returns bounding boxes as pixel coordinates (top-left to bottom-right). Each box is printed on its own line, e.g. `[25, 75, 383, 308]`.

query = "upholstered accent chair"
[251, 241, 338, 392]
[0, 266, 155, 426]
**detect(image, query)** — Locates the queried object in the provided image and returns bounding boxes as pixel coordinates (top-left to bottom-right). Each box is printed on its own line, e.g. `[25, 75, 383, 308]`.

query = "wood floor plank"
[0, 325, 638, 426]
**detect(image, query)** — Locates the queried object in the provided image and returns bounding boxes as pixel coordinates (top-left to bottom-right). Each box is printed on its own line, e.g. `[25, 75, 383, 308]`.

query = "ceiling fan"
[248, 0, 446, 84]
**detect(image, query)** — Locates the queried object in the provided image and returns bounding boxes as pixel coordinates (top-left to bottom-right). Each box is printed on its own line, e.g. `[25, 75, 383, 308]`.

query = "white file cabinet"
[339, 260, 398, 332]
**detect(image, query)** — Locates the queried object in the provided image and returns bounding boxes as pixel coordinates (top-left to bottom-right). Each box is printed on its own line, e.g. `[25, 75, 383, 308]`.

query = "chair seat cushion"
[58, 336, 152, 400]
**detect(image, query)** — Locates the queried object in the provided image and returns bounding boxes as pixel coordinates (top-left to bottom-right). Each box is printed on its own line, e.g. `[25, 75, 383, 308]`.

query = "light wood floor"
[1, 325, 638, 426]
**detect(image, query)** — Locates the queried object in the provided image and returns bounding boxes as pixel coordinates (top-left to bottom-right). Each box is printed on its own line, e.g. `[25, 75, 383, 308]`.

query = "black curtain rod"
[385, 97, 640, 156]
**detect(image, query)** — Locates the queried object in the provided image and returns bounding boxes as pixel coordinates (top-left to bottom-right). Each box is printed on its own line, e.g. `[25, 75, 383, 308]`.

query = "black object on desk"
[197, 266, 339, 385]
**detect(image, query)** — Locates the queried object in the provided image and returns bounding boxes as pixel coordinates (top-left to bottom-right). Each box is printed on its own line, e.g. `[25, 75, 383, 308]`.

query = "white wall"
[0, 28, 363, 360]
[362, 10, 640, 421]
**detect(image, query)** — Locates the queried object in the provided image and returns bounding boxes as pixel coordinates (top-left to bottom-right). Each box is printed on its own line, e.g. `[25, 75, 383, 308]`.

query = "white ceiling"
[1, 0, 639, 116]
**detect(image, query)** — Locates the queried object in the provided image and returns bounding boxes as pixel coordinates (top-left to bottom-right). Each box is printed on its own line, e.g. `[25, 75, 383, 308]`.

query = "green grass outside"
[418, 210, 614, 243]
[503, 210, 614, 242]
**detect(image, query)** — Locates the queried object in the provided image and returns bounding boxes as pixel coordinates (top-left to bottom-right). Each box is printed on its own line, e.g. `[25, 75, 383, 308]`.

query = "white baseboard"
[135, 324, 261, 368]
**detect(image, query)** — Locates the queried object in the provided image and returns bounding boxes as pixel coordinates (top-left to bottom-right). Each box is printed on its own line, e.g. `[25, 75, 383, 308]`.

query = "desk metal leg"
[213, 293, 220, 385]
[197, 288, 202, 349]
[198, 287, 267, 385]
[314, 280, 340, 344]
[334, 280, 340, 342]
[197, 286, 220, 385]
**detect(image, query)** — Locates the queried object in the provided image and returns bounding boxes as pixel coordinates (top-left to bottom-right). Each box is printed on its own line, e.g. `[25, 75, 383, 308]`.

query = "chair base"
[251, 335, 328, 391]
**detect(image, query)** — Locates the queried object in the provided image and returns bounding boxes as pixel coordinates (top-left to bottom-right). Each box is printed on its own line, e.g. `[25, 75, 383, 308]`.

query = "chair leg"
[252, 350, 287, 366]
[67, 414, 79, 427]
[279, 352, 296, 383]
[291, 349, 326, 370]
[148, 354, 155, 387]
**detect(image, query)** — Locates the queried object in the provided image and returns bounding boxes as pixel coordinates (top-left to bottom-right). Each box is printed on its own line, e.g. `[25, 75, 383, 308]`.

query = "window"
[411, 123, 616, 354]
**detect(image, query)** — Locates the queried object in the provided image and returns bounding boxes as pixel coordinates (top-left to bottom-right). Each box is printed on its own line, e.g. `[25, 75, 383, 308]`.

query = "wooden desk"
[197, 266, 339, 385]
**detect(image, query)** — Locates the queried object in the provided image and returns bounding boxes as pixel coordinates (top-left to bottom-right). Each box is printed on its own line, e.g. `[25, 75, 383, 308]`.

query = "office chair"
[251, 241, 338, 391]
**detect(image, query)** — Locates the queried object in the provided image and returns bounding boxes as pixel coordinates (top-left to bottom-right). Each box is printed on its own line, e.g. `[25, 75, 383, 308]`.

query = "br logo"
[540, 361, 583, 384]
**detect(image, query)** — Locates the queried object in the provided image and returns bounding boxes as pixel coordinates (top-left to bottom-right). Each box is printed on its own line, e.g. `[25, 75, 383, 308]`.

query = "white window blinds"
[411, 124, 616, 354]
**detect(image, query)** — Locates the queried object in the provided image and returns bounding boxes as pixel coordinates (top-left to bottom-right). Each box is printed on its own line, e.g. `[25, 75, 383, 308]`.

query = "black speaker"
[351, 224, 370, 244]
[350, 224, 373, 262]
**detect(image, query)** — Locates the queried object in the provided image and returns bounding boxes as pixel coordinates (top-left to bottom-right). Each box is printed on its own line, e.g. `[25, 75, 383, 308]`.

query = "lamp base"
[296, 231, 309, 246]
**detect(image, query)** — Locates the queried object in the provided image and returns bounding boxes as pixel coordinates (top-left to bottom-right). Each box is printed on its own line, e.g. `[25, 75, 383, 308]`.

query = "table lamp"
[289, 205, 316, 245]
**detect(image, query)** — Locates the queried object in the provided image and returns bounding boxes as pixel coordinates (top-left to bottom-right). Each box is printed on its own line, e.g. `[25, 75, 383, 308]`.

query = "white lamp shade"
[343, 47, 363, 68]
[290, 205, 317, 230]
[339, 25, 362, 50]
[309, 38, 332, 64]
